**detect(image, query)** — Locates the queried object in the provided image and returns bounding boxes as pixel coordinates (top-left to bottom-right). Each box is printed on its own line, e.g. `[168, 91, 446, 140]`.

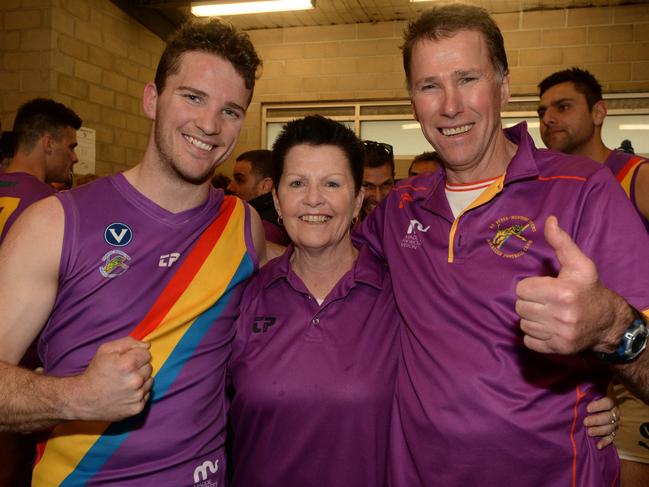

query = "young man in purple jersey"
[0, 98, 81, 242]
[356, 4, 649, 485]
[538, 67, 649, 231]
[0, 97, 81, 487]
[538, 67, 649, 487]
[0, 18, 266, 485]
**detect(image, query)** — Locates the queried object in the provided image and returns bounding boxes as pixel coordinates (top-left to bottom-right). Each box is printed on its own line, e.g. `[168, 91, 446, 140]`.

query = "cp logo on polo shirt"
[104, 222, 133, 247]
[252, 316, 276, 333]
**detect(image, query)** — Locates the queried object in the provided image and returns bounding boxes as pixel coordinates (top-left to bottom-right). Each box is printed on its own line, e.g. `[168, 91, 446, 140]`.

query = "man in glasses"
[360, 140, 395, 218]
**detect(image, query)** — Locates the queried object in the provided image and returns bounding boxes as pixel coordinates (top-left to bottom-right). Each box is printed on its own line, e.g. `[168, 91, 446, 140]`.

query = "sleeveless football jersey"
[604, 149, 649, 231]
[0, 171, 54, 242]
[32, 173, 257, 486]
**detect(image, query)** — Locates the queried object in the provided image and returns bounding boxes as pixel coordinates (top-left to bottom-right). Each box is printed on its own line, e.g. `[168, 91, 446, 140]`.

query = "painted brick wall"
[238, 3, 649, 169]
[1, 1, 648, 175]
[0, 0, 164, 175]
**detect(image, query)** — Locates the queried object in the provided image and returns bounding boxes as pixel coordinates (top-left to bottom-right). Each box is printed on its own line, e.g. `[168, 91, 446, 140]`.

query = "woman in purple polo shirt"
[226, 115, 619, 487]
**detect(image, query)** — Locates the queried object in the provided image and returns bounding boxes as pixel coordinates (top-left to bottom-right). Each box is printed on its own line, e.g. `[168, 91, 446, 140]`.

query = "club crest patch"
[487, 215, 536, 259]
[104, 222, 133, 247]
[99, 249, 131, 278]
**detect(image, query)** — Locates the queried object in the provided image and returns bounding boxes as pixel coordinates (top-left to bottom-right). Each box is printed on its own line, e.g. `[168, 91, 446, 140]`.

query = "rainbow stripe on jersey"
[32, 196, 253, 486]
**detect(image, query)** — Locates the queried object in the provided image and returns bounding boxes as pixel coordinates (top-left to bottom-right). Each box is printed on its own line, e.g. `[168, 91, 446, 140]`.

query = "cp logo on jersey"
[104, 222, 133, 247]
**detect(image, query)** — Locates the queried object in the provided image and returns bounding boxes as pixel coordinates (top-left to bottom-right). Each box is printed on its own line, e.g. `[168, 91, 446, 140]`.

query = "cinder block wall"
[1, 1, 648, 176]
[0, 0, 163, 175]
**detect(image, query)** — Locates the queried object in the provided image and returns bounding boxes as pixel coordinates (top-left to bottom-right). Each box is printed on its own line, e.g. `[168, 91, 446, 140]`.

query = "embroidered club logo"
[487, 215, 536, 259]
[104, 222, 132, 247]
[99, 249, 131, 278]
[401, 219, 429, 249]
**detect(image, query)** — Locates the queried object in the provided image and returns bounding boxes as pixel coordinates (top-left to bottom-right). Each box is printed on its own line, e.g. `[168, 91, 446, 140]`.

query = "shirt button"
[312, 318, 320, 325]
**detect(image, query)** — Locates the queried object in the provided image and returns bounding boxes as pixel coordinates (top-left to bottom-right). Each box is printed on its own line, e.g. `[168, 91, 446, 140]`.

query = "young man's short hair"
[12, 98, 82, 154]
[401, 4, 508, 90]
[538, 68, 603, 110]
[154, 18, 262, 99]
[236, 149, 273, 180]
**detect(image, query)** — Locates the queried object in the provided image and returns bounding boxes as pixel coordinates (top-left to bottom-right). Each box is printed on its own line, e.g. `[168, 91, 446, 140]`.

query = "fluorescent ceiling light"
[192, 0, 314, 17]
[619, 124, 649, 130]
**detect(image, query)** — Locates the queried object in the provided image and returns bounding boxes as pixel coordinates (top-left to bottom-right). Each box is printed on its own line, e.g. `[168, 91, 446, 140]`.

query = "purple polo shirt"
[357, 122, 649, 486]
[228, 244, 400, 487]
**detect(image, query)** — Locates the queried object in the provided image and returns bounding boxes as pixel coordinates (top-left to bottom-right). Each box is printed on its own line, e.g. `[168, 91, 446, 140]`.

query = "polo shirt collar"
[502, 121, 541, 184]
[263, 243, 386, 293]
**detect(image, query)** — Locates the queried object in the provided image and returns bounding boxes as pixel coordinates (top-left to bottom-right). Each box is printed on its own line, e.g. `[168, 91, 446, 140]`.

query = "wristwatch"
[598, 307, 648, 363]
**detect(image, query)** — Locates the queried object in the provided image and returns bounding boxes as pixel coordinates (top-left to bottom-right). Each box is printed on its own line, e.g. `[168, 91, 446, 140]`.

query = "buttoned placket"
[304, 294, 324, 340]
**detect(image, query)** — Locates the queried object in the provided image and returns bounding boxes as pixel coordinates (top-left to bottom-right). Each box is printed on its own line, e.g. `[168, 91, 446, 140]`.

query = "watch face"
[632, 339, 644, 354]
[627, 319, 649, 356]
[631, 325, 649, 354]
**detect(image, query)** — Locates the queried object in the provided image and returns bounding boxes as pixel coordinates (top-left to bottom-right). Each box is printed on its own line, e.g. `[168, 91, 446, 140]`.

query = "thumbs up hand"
[515, 216, 625, 355]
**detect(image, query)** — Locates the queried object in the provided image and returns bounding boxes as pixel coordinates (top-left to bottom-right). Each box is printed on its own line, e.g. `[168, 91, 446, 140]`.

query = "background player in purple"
[356, 4, 649, 486]
[228, 115, 400, 487]
[538, 67, 649, 487]
[538, 67, 649, 232]
[228, 148, 290, 245]
[0, 18, 266, 485]
[0, 97, 81, 487]
[0, 98, 81, 242]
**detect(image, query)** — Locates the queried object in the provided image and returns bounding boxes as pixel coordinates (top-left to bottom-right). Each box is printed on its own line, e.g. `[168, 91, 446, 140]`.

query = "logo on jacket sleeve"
[487, 215, 536, 259]
[104, 222, 132, 247]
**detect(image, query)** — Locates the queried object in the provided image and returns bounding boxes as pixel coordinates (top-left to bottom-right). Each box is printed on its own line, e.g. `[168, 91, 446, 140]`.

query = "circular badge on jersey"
[99, 250, 131, 278]
[104, 222, 133, 247]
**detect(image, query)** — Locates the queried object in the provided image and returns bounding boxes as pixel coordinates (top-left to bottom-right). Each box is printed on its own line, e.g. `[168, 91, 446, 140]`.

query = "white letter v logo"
[109, 228, 128, 243]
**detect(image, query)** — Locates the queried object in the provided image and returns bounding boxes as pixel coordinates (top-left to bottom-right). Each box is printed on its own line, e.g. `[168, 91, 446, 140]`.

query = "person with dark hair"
[0, 127, 12, 170]
[354, 4, 649, 485]
[538, 67, 649, 231]
[228, 149, 273, 201]
[0, 98, 81, 242]
[0, 97, 81, 487]
[0, 17, 265, 485]
[408, 150, 442, 177]
[211, 171, 233, 191]
[539, 67, 649, 487]
[228, 149, 290, 244]
[227, 115, 400, 486]
[360, 139, 395, 217]
[619, 139, 634, 154]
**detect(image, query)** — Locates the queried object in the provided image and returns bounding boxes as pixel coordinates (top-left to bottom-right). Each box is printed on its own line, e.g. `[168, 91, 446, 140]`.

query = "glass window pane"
[602, 114, 649, 156]
[266, 121, 355, 149]
[502, 117, 544, 148]
[503, 114, 649, 156]
[360, 120, 430, 156]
